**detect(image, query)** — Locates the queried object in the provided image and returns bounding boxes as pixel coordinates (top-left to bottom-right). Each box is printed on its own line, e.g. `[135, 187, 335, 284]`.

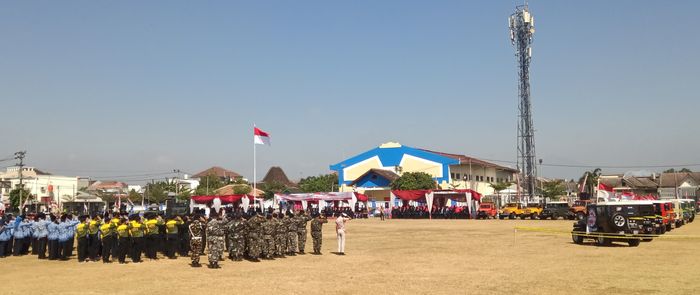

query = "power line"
[474, 156, 700, 169]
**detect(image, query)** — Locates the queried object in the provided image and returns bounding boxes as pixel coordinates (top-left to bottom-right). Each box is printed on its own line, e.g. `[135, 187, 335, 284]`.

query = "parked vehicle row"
[571, 199, 696, 247]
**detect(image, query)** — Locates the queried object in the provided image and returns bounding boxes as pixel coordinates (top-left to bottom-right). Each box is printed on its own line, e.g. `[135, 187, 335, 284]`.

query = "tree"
[664, 168, 692, 173]
[194, 175, 226, 196]
[578, 168, 601, 195]
[259, 181, 290, 200]
[144, 182, 168, 204]
[298, 173, 338, 193]
[9, 187, 32, 211]
[391, 172, 435, 190]
[541, 180, 566, 201]
[127, 189, 142, 203]
[232, 184, 252, 195]
[489, 181, 512, 193]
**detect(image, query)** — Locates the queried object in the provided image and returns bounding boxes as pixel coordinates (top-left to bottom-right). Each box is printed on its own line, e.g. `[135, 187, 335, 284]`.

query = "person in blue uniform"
[12, 215, 31, 256]
[32, 213, 50, 259]
[47, 214, 60, 260]
[58, 214, 79, 260]
[0, 217, 12, 258]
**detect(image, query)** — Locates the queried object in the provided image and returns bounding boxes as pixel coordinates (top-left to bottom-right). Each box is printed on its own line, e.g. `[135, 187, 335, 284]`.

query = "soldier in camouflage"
[227, 212, 247, 261]
[296, 210, 312, 254]
[261, 214, 276, 259]
[206, 210, 227, 269]
[310, 213, 328, 254]
[246, 211, 264, 261]
[286, 211, 298, 255]
[188, 212, 206, 267]
[275, 212, 287, 257]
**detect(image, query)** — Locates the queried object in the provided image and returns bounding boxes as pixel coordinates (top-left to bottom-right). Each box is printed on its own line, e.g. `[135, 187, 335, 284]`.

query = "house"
[598, 174, 659, 196]
[0, 166, 89, 207]
[329, 142, 518, 202]
[260, 166, 296, 188]
[658, 172, 700, 199]
[191, 166, 243, 182]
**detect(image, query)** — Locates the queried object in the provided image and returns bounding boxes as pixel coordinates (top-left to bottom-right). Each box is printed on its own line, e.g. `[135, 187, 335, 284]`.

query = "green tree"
[194, 175, 226, 196]
[391, 172, 436, 190]
[144, 182, 168, 204]
[664, 168, 691, 173]
[232, 184, 252, 195]
[9, 186, 32, 211]
[489, 181, 512, 193]
[298, 173, 338, 193]
[127, 189, 142, 202]
[259, 181, 290, 200]
[541, 180, 566, 201]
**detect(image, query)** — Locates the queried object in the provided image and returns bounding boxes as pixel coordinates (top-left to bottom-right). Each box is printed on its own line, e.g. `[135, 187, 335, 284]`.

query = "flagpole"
[253, 123, 257, 213]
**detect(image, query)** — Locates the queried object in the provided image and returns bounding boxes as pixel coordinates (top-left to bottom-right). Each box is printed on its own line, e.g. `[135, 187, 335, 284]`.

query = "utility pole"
[14, 151, 26, 213]
[173, 169, 181, 195]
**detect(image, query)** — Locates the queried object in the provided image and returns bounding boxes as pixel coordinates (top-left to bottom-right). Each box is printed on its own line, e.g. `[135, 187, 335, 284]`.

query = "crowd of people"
[390, 205, 473, 219]
[0, 207, 352, 269]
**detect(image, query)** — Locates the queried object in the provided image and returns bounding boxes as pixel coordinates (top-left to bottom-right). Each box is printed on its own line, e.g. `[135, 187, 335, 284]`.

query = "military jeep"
[571, 201, 657, 247]
[539, 202, 570, 220]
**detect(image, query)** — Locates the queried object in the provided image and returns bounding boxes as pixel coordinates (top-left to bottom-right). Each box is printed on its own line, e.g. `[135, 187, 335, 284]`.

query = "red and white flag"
[254, 127, 271, 145]
[596, 183, 614, 201]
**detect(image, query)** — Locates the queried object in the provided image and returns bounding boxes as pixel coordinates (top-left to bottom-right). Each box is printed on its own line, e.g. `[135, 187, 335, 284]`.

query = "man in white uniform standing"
[335, 213, 351, 255]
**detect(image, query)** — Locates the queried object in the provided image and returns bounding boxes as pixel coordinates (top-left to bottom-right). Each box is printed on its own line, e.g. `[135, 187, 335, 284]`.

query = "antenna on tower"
[509, 4, 537, 202]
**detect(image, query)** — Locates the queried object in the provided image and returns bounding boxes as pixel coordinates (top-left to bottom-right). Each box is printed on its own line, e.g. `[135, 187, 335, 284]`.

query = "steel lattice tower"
[509, 5, 537, 201]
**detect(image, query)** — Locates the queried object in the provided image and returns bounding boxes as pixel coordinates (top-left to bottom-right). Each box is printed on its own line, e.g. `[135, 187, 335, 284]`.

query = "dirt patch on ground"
[1, 219, 699, 294]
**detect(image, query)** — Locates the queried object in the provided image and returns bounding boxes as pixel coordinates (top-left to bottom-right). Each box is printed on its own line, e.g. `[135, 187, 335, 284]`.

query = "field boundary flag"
[254, 127, 270, 145]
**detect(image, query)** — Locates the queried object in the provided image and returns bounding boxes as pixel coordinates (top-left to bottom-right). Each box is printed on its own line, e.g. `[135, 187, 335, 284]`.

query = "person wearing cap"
[246, 211, 264, 261]
[115, 218, 131, 264]
[296, 210, 312, 254]
[47, 214, 60, 260]
[285, 211, 298, 256]
[32, 213, 50, 259]
[87, 215, 102, 262]
[129, 215, 146, 263]
[310, 213, 328, 254]
[227, 212, 247, 261]
[109, 213, 121, 259]
[75, 215, 89, 262]
[335, 213, 351, 255]
[165, 215, 183, 259]
[206, 209, 226, 268]
[144, 213, 163, 260]
[188, 212, 205, 267]
[99, 215, 117, 263]
[0, 217, 11, 258]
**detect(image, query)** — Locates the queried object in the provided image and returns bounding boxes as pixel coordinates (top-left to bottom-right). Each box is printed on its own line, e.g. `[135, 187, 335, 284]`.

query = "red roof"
[192, 166, 242, 179]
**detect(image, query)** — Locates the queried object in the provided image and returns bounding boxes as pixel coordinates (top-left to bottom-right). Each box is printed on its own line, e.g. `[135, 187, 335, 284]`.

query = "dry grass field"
[2, 218, 699, 295]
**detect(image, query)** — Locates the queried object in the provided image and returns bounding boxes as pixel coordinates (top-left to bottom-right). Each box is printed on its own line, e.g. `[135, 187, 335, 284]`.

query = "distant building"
[329, 142, 518, 202]
[260, 166, 296, 188]
[191, 166, 243, 182]
[0, 166, 89, 206]
[658, 172, 700, 199]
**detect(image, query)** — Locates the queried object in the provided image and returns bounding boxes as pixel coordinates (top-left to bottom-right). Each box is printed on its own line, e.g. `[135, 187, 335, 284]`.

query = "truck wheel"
[509, 213, 515, 220]
[666, 224, 672, 231]
[611, 214, 626, 230]
[576, 212, 585, 220]
[572, 234, 583, 244]
[660, 226, 667, 234]
[628, 239, 640, 247]
[519, 214, 526, 220]
[595, 236, 609, 246]
[552, 214, 558, 220]
[499, 215, 504, 220]
[641, 238, 653, 242]
[532, 213, 539, 220]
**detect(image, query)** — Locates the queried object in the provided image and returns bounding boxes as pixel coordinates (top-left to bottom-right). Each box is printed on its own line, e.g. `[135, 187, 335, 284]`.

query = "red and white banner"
[596, 183, 614, 201]
[254, 127, 271, 145]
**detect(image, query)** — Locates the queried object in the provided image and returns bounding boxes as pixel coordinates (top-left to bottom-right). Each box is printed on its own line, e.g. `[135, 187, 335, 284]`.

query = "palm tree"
[578, 168, 602, 196]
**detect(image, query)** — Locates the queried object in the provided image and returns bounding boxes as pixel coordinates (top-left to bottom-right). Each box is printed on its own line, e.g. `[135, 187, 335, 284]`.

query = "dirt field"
[2, 219, 699, 295]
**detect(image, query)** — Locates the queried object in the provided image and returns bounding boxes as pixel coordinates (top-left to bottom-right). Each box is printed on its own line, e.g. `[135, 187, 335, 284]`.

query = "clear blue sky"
[1, 1, 698, 183]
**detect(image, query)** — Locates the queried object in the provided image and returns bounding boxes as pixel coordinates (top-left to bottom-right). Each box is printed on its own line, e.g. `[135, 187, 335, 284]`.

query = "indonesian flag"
[596, 183, 614, 201]
[254, 127, 271, 145]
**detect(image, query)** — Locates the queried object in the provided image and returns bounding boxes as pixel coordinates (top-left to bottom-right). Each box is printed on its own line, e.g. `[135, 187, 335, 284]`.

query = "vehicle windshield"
[574, 201, 585, 207]
[545, 203, 558, 208]
[505, 203, 518, 207]
[638, 205, 655, 216]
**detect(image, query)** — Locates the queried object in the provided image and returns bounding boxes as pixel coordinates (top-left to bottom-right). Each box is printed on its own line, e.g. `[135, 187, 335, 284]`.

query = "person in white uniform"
[335, 213, 351, 255]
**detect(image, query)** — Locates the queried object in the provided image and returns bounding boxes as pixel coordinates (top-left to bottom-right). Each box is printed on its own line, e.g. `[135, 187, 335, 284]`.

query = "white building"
[0, 166, 89, 206]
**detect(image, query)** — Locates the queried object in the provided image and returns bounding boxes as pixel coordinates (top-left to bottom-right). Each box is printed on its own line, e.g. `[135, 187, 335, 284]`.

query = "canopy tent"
[274, 192, 362, 211]
[390, 189, 482, 219]
[190, 194, 254, 204]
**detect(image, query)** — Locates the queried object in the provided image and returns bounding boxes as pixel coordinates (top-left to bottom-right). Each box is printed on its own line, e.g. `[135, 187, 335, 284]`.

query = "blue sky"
[1, 1, 698, 183]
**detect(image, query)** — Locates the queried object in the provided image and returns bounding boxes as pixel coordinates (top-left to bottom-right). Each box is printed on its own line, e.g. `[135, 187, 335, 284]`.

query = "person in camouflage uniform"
[188, 213, 206, 267]
[296, 210, 312, 254]
[310, 213, 328, 254]
[226, 212, 244, 261]
[286, 211, 298, 255]
[206, 210, 227, 269]
[261, 214, 276, 259]
[246, 211, 264, 261]
[275, 212, 287, 257]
